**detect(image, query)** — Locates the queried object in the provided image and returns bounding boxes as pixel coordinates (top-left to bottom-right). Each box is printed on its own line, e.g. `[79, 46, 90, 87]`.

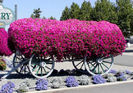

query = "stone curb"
[27, 80, 133, 93]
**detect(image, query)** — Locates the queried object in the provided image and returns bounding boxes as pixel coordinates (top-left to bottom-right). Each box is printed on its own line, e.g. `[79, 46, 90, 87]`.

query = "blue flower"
[93, 75, 106, 84]
[66, 76, 79, 87]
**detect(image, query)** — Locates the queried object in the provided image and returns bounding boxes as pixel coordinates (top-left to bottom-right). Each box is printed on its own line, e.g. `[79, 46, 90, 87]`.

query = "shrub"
[17, 81, 30, 93]
[117, 72, 128, 81]
[0, 28, 12, 56]
[0, 58, 6, 71]
[8, 18, 126, 60]
[51, 78, 62, 88]
[79, 75, 90, 85]
[93, 75, 106, 84]
[106, 74, 117, 82]
[65, 76, 79, 87]
[0, 81, 15, 93]
[35, 79, 48, 91]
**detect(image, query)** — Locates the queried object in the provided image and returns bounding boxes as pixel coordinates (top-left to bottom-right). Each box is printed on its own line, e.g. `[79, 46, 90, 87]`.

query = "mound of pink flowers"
[0, 28, 12, 56]
[8, 18, 126, 60]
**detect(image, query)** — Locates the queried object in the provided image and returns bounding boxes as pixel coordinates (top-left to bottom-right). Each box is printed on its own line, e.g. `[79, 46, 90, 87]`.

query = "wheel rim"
[13, 51, 30, 74]
[72, 57, 86, 73]
[29, 55, 55, 78]
[84, 55, 114, 75]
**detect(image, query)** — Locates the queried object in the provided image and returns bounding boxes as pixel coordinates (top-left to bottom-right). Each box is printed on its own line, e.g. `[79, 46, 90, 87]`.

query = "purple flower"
[117, 72, 127, 81]
[125, 70, 132, 74]
[118, 75, 127, 81]
[93, 75, 106, 84]
[7, 81, 15, 88]
[0, 82, 15, 93]
[35, 79, 48, 91]
[109, 69, 117, 74]
[66, 76, 79, 87]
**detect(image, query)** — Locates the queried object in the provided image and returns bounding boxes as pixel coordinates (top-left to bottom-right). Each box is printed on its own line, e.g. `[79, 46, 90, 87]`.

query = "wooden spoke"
[36, 67, 41, 75]
[101, 63, 109, 69]
[103, 61, 112, 64]
[100, 64, 105, 73]
[45, 66, 51, 70]
[85, 55, 114, 75]
[75, 61, 83, 67]
[29, 54, 55, 78]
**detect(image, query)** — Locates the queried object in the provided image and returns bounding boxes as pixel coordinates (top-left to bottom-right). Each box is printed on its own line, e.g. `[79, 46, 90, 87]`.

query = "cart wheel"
[72, 57, 86, 73]
[84, 55, 114, 75]
[29, 55, 55, 78]
[13, 51, 30, 74]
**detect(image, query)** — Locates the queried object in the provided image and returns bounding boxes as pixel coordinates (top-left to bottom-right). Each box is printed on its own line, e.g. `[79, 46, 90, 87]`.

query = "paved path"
[114, 44, 133, 67]
[114, 55, 133, 67]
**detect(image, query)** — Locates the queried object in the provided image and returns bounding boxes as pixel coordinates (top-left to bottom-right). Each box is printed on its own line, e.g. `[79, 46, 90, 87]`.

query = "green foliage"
[91, 0, 118, 24]
[60, 6, 70, 20]
[69, 2, 80, 19]
[42, 16, 46, 19]
[79, 1, 92, 20]
[49, 16, 56, 20]
[0, 0, 3, 3]
[0, 58, 6, 71]
[31, 8, 42, 18]
[130, 14, 133, 36]
[116, 0, 133, 37]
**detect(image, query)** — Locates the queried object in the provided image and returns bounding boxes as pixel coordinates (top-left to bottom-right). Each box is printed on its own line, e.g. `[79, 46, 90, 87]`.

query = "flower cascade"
[8, 18, 126, 60]
[0, 28, 12, 56]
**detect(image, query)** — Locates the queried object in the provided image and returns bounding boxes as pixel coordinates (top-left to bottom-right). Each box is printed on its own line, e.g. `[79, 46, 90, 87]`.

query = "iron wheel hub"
[96, 58, 103, 64]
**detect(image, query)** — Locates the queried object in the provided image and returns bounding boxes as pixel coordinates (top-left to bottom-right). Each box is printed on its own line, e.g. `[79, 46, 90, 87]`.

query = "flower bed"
[8, 18, 126, 60]
[0, 69, 133, 93]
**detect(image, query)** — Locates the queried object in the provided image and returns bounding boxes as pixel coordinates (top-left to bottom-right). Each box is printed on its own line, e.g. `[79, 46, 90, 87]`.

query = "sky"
[2, 0, 116, 20]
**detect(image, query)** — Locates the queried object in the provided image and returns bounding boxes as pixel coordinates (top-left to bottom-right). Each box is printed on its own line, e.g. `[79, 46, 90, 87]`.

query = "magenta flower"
[8, 18, 126, 61]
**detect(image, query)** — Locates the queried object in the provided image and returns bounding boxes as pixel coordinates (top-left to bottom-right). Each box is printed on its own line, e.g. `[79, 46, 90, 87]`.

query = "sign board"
[0, 4, 14, 28]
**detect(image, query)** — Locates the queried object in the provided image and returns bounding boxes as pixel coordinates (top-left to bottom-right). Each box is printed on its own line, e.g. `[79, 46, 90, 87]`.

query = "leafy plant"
[79, 75, 90, 85]
[106, 74, 117, 82]
[17, 81, 30, 93]
[0, 59, 6, 71]
[65, 76, 79, 87]
[51, 78, 62, 88]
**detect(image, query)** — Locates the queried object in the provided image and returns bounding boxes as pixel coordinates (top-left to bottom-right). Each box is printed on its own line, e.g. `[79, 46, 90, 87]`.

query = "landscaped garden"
[0, 18, 129, 93]
[1, 0, 133, 93]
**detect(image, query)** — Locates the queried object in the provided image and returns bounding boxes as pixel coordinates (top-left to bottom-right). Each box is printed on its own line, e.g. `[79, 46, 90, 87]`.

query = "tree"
[79, 1, 92, 20]
[0, 0, 3, 3]
[49, 16, 56, 20]
[116, 0, 133, 37]
[130, 14, 133, 36]
[91, 0, 118, 24]
[69, 2, 80, 19]
[42, 16, 46, 19]
[60, 6, 70, 20]
[31, 8, 42, 18]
